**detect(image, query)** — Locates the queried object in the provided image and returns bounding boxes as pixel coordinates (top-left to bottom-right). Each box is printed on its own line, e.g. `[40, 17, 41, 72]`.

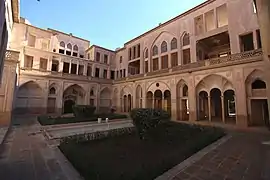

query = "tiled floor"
[0, 116, 82, 180]
[172, 132, 270, 180]
[1, 116, 270, 180]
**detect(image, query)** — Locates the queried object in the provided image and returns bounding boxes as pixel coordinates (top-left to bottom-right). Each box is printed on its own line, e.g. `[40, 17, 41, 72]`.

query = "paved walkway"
[0, 116, 270, 180]
[0, 116, 82, 180]
[172, 131, 270, 180]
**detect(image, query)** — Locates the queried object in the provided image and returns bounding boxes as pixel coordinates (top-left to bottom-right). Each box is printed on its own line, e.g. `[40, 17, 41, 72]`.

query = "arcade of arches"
[118, 72, 269, 127]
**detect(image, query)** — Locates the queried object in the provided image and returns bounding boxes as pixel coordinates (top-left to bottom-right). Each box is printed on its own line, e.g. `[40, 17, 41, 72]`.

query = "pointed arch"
[144, 48, 149, 59]
[60, 41, 65, 48]
[152, 45, 158, 56]
[67, 43, 72, 50]
[171, 38, 177, 50]
[182, 32, 190, 46]
[196, 74, 233, 94]
[161, 41, 168, 53]
[73, 45, 78, 51]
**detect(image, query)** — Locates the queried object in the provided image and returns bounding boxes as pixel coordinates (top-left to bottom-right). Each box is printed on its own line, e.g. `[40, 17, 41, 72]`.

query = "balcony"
[114, 49, 263, 83]
[19, 68, 113, 83]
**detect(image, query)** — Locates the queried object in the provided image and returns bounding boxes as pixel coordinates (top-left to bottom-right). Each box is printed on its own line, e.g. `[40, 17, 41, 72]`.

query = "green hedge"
[130, 108, 170, 139]
[38, 113, 128, 126]
[72, 105, 96, 118]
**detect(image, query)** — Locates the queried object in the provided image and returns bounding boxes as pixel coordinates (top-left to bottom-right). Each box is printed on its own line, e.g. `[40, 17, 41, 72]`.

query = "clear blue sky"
[21, 0, 206, 50]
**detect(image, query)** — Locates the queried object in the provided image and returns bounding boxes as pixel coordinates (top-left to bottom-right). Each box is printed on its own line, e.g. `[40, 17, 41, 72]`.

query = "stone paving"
[172, 132, 270, 180]
[0, 116, 270, 180]
[0, 116, 82, 180]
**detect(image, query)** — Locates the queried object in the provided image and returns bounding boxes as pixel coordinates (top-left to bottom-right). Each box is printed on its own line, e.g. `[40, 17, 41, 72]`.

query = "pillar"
[168, 54, 172, 68]
[158, 57, 161, 70]
[59, 61, 63, 73]
[214, 8, 218, 28]
[234, 70, 248, 127]
[83, 64, 87, 76]
[170, 85, 177, 121]
[177, 37, 182, 66]
[188, 77, 197, 121]
[69, 60, 72, 74]
[208, 96, 211, 121]
[221, 95, 225, 123]
[76, 62, 79, 75]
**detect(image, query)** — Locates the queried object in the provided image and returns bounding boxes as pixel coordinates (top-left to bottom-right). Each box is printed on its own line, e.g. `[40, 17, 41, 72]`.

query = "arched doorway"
[210, 88, 222, 122]
[146, 91, 153, 108]
[154, 90, 162, 109]
[224, 90, 236, 124]
[100, 87, 111, 113]
[198, 91, 209, 121]
[63, 84, 85, 114]
[15, 81, 43, 114]
[176, 80, 189, 121]
[64, 100, 75, 114]
[164, 90, 171, 115]
[250, 79, 268, 126]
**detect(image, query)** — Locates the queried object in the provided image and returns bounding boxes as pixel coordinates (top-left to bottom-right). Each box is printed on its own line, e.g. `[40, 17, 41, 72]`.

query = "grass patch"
[38, 113, 128, 126]
[59, 122, 225, 180]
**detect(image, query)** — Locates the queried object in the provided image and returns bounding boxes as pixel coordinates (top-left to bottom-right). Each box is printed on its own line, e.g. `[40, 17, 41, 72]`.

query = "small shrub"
[130, 108, 170, 139]
[72, 105, 96, 118]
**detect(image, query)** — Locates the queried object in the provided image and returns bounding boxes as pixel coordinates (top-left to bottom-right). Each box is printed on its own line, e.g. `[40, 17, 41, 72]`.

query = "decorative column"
[188, 77, 197, 121]
[168, 54, 172, 68]
[47, 56, 52, 71]
[214, 8, 218, 29]
[170, 83, 177, 121]
[221, 95, 225, 123]
[59, 60, 63, 73]
[177, 37, 182, 66]
[76, 62, 79, 75]
[83, 63, 87, 76]
[69, 60, 72, 74]
[158, 57, 161, 70]
[208, 96, 211, 121]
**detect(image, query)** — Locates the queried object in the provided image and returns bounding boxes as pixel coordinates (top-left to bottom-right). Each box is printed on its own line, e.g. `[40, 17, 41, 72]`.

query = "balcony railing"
[5, 50, 20, 62]
[19, 68, 113, 83]
[114, 49, 263, 82]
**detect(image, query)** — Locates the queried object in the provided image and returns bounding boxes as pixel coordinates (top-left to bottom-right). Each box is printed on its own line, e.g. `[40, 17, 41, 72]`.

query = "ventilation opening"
[252, 80, 266, 89]
[72, 52, 78, 57]
[59, 49, 65, 54]
[66, 51, 71, 56]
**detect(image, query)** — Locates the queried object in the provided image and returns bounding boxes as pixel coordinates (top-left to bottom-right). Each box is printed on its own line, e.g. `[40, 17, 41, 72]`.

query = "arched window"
[152, 45, 158, 56]
[120, 56, 123, 63]
[67, 43, 72, 50]
[161, 41, 168, 53]
[90, 89, 94, 96]
[49, 87, 56, 95]
[171, 38, 177, 50]
[252, 79, 266, 89]
[60, 41, 65, 48]
[183, 85, 188, 96]
[183, 33, 190, 46]
[73, 45, 78, 51]
[145, 49, 149, 58]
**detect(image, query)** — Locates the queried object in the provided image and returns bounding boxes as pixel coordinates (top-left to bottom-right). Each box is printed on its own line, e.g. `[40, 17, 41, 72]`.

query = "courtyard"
[0, 116, 269, 180]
